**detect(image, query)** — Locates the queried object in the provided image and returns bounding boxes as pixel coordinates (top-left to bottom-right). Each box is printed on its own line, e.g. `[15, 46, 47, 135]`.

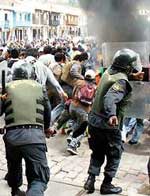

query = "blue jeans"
[51, 102, 64, 125]
[122, 117, 144, 142]
[130, 118, 144, 143]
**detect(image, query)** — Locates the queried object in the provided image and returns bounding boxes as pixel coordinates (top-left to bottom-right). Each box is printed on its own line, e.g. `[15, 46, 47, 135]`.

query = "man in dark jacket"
[1, 61, 51, 196]
[8, 48, 19, 68]
[84, 49, 144, 195]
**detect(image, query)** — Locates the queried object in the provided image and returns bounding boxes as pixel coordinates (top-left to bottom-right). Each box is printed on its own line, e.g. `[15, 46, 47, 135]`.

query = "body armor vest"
[5, 80, 44, 128]
[91, 68, 132, 128]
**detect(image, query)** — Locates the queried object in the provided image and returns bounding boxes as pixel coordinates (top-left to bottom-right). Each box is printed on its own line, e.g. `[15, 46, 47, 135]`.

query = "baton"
[1, 70, 5, 115]
[2, 70, 5, 96]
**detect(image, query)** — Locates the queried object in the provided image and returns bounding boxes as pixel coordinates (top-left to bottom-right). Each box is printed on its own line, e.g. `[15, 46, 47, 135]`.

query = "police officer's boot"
[100, 183, 122, 195]
[84, 174, 95, 194]
[11, 188, 26, 196]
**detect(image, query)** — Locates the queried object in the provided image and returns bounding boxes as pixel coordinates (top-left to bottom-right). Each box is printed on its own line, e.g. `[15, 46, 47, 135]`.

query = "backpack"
[76, 83, 96, 105]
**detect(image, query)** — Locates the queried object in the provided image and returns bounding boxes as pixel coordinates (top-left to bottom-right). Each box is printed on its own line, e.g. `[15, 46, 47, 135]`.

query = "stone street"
[0, 129, 149, 196]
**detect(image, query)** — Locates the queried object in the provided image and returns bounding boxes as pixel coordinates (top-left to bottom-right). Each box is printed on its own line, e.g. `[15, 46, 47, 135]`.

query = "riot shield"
[102, 42, 150, 68]
[125, 81, 150, 118]
[102, 42, 150, 118]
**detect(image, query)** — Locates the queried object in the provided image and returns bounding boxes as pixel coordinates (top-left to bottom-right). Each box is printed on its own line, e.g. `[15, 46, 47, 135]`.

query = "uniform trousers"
[5, 143, 50, 196]
[88, 125, 123, 182]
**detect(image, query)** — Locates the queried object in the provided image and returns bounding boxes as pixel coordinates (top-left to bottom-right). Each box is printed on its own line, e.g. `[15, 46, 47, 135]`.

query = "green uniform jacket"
[89, 68, 132, 129]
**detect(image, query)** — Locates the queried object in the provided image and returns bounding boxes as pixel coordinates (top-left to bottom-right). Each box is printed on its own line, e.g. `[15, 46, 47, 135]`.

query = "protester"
[67, 69, 96, 155]
[61, 52, 88, 87]
[48, 52, 66, 108]
[24, 48, 68, 102]
[38, 45, 55, 66]
[49, 52, 66, 82]
[8, 48, 19, 68]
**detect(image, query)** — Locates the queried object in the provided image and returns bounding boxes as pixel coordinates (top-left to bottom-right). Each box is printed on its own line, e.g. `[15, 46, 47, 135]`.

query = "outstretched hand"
[131, 72, 144, 81]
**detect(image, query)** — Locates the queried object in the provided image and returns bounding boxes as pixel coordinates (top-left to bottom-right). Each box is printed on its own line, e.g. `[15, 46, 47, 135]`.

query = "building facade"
[0, 6, 13, 43]
[0, 0, 87, 43]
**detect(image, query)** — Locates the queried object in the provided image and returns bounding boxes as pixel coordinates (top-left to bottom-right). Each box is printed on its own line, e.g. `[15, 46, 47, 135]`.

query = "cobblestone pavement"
[0, 129, 149, 196]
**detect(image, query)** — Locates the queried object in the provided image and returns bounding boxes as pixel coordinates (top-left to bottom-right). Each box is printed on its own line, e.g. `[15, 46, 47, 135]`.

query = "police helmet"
[12, 60, 33, 80]
[112, 49, 142, 74]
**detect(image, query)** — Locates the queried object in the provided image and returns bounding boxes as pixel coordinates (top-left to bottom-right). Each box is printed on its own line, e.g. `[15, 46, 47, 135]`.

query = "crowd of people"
[0, 38, 149, 196]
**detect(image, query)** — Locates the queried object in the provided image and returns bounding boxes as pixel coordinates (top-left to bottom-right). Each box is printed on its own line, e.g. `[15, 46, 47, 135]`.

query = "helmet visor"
[132, 54, 142, 72]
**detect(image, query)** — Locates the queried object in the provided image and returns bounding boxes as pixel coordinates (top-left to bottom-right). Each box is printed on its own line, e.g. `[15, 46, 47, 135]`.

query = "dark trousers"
[6, 143, 50, 196]
[88, 125, 123, 182]
[72, 121, 88, 138]
[57, 109, 70, 129]
[148, 157, 150, 183]
[69, 103, 88, 138]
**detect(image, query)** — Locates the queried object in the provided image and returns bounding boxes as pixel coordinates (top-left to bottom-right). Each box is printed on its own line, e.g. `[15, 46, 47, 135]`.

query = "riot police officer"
[84, 49, 144, 194]
[2, 60, 51, 196]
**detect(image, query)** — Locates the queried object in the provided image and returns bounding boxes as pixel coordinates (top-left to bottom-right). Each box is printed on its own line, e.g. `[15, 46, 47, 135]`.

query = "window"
[20, 13, 22, 21]
[54, 15, 57, 21]
[16, 13, 19, 21]
[28, 14, 30, 21]
[4, 13, 8, 21]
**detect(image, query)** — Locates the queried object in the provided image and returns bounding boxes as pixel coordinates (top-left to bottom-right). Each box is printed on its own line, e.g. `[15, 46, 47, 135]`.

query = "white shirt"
[38, 54, 55, 67]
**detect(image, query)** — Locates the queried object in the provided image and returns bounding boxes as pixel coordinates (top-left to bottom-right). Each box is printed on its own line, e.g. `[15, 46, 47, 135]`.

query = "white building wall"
[0, 1, 88, 42]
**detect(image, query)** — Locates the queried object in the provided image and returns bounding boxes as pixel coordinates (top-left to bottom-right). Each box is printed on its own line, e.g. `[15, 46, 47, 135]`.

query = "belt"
[6, 125, 43, 132]
[93, 111, 109, 119]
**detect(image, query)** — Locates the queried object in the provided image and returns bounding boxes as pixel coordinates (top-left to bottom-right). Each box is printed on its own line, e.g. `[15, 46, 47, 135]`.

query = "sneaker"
[100, 183, 122, 195]
[67, 138, 79, 155]
[66, 136, 81, 148]
[67, 145, 78, 155]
